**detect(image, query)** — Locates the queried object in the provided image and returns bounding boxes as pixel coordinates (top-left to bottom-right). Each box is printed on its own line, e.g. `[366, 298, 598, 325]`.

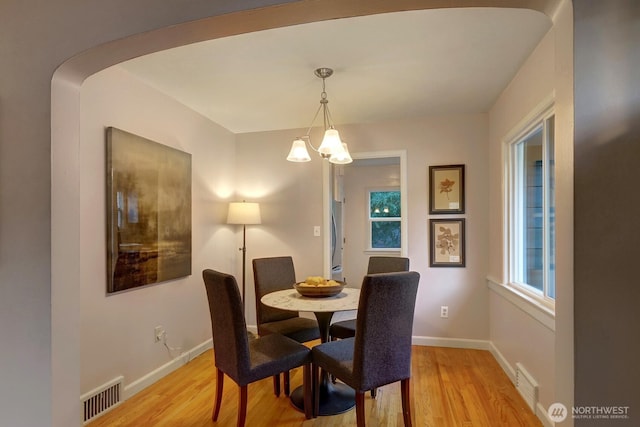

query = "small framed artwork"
[430, 218, 465, 267]
[429, 164, 465, 214]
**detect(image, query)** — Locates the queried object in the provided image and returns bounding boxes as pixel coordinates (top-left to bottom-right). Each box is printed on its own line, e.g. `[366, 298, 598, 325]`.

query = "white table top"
[261, 287, 360, 313]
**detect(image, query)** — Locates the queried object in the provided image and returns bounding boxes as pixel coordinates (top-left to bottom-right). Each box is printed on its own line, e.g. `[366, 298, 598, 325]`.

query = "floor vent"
[515, 363, 538, 411]
[81, 376, 124, 424]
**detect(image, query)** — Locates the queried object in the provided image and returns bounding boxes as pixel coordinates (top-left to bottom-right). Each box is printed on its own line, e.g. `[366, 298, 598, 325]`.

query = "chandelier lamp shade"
[286, 68, 353, 164]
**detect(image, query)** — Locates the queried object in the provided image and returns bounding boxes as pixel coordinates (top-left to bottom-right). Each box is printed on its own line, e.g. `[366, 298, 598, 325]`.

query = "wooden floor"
[88, 345, 542, 427]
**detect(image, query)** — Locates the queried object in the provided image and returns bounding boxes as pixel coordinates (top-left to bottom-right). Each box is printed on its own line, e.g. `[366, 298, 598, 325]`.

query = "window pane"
[370, 191, 401, 218]
[371, 221, 401, 248]
[522, 128, 543, 292]
[509, 111, 555, 302]
[547, 116, 556, 298]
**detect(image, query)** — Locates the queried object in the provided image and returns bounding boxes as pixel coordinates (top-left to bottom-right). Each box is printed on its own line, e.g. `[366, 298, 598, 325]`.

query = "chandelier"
[286, 68, 352, 164]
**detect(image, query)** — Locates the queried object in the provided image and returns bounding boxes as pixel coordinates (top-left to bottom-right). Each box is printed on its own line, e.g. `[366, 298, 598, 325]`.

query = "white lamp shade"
[329, 142, 353, 164]
[286, 138, 312, 162]
[318, 128, 343, 155]
[227, 202, 262, 225]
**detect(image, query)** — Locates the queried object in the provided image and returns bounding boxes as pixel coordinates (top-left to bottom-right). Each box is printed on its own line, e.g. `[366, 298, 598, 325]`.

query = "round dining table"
[261, 287, 360, 416]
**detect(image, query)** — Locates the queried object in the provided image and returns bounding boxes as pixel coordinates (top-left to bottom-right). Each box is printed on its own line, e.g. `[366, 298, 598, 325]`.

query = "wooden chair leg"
[303, 364, 312, 419]
[212, 368, 224, 421]
[284, 370, 290, 396]
[401, 378, 412, 427]
[355, 391, 366, 427]
[238, 385, 248, 427]
[273, 374, 280, 397]
[312, 363, 320, 418]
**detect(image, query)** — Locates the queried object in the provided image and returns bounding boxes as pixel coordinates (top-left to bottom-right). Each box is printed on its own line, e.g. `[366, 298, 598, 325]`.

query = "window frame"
[505, 101, 556, 311]
[367, 187, 402, 252]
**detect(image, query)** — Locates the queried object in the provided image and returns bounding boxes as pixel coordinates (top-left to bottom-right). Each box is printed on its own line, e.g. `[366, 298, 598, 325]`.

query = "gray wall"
[574, 1, 640, 425]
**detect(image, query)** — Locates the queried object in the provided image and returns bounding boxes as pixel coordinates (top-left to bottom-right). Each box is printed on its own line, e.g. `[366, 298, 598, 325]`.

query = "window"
[507, 110, 555, 303]
[368, 189, 401, 250]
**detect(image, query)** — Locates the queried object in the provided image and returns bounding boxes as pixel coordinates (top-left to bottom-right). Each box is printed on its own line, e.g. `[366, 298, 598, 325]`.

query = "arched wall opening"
[51, 1, 563, 425]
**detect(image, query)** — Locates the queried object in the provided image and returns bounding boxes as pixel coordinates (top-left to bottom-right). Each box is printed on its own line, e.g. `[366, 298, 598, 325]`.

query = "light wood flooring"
[88, 344, 542, 426]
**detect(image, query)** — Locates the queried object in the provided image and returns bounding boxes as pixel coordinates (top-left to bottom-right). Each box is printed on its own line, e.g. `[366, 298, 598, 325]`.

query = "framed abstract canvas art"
[106, 127, 192, 293]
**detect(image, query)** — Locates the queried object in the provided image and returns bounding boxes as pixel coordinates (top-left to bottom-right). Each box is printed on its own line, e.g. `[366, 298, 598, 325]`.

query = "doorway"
[325, 150, 407, 285]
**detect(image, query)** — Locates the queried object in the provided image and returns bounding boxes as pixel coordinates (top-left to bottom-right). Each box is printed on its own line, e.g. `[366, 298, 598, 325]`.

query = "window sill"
[365, 248, 401, 254]
[486, 277, 555, 332]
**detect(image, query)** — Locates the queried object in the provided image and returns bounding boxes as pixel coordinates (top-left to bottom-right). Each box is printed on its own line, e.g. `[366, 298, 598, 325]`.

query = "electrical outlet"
[154, 326, 164, 343]
[440, 306, 449, 318]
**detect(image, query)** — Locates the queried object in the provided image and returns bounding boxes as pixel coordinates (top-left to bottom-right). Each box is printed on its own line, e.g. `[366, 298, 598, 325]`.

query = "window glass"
[521, 128, 543, 292]
[546, 115, 556, 298]
[508, 111, 555, 303]
[369, 190, 401, 249]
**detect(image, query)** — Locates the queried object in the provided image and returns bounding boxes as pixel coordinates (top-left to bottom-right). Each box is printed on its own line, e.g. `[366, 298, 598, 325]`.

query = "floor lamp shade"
[227, 202, 262, 225]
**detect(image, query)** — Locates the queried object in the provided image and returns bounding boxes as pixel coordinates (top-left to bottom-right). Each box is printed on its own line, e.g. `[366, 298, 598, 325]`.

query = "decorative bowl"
[294, 280, 346, 298]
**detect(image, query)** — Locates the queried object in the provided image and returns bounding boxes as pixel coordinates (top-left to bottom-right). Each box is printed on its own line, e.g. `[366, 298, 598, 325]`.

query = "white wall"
[487, 0, 574, 417]
[234, 129, 326, 328]
[236, 113, 491, 341]
[488, 25, 557, 412]
[79, 66, 237, 394]
[350, 115, 491, 341]
[488, 26, 555, 281]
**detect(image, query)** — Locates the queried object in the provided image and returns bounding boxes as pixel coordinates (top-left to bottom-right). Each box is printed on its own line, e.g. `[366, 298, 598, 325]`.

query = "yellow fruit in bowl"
[304, 276, 326, 286]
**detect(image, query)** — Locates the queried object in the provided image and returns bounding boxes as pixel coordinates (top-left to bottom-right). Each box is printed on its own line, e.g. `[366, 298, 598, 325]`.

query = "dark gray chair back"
[366, 256, 410, 274]
[253, 256, 298, 326]
[328, 257, 411, 343]
[202, 269, 250, 382]
[203, 269, 313, 423]
[353, 271, 419, 391]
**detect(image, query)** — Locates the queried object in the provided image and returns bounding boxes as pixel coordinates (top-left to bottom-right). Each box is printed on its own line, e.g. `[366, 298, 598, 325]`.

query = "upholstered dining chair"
[253, 256, 321, 394]
[202, 269, 312, 426]
[312, 271, 420, 427]
[329, 256, 410, 340]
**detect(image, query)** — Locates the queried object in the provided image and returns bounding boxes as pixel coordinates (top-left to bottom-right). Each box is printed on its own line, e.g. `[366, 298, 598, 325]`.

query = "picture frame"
[106, 127, 192, 293]
[430, 218, 465, 267]
[429, 164, 465, 214]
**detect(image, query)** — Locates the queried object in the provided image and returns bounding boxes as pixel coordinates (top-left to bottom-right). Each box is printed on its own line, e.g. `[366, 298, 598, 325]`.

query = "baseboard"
[488, 341, 516, 383]
[123, 338, 213, 400]
[489, 342, 556, 427]
[412, 335, 492, 350]
[536, 401, 556, 427]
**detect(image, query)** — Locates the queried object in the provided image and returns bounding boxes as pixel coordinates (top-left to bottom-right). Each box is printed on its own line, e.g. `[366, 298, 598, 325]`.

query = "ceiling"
[118, 7, 551, 134]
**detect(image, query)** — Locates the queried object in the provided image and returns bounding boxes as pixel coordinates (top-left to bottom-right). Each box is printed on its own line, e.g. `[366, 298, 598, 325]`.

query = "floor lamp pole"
[240, 224, 247, 315]
[227, 201, 261, 320]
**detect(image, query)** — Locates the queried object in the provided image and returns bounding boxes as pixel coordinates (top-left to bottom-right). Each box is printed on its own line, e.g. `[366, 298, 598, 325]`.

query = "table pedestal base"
[290, 381, 355, 416]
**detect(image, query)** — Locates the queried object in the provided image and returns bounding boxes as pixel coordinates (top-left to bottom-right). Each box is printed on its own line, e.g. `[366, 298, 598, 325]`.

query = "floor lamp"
[227, 201, 262, 315]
